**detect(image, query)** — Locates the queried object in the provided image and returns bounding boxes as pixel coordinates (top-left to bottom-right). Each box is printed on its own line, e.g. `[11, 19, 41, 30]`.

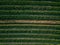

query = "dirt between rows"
[0, 20, 60, 24]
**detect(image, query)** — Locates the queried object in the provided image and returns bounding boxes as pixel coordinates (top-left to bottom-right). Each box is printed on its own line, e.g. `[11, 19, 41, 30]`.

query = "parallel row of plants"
[0, 38, 60, 43]
[0, 0, 59, 2]
[0, 15, 60, 20]
[0, 5, 60, 11]
[0, 1, 60, 6]
[0, 0, 60, 45]
[0, 10, 60, 15]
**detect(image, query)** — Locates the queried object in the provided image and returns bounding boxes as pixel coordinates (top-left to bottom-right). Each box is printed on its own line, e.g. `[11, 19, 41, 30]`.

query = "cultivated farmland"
[0, 0, 60, 45]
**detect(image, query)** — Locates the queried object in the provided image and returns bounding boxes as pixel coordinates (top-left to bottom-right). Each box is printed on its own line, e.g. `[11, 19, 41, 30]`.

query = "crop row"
[0, 24, 60, 29]
[0, 38, 60, 43]
[0, 34, 60, 39]
[0, 5, 60, 11]
[0, 15, 60, 20]
[0, 29, 60, 34]
[0, 28, 59, 31]
[0, 42, 60, 45]
[0, 26, 60, 30]
[0, 1, 60, 6]
[0, 0, 59, 2]
[0, 10, 60, 15]
[0, 43, 60, 45]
